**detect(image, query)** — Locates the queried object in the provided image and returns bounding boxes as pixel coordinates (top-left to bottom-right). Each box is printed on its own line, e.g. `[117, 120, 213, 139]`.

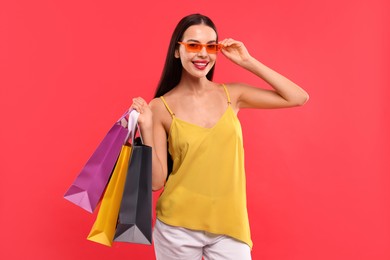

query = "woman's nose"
[198, 46, 208, 56]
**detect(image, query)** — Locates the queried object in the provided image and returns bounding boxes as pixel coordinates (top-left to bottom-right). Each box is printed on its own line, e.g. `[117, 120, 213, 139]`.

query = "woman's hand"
[130, 97, 153, 130]
[219, 38, 252, 66]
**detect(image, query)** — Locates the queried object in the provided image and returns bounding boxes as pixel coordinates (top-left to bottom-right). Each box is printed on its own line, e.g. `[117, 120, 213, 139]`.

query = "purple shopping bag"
[64, 110, 139, 213]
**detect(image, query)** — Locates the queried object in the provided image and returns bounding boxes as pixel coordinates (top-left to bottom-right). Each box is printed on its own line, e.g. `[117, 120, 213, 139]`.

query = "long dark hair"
[154, 13, 219, 98]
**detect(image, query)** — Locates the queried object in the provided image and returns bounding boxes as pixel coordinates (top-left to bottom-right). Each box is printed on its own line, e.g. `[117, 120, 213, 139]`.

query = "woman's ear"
[174, 49, 180, 58]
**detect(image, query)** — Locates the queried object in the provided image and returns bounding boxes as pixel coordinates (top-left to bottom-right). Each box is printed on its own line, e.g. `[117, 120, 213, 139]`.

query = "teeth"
[194, 62, 207, 66]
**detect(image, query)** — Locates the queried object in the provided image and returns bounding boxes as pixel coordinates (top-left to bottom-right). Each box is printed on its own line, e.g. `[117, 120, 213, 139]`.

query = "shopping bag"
[87, 144, 132, 246]
[64, 110, 138, 213]
[114, 115, 152, 245]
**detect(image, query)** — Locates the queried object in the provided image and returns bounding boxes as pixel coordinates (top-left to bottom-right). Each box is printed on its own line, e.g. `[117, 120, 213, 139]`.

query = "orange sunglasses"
[178, 42, 222, 54]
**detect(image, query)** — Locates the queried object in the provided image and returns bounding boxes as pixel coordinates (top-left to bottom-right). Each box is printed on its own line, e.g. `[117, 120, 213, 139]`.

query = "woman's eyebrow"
[186, 39, 218, 44]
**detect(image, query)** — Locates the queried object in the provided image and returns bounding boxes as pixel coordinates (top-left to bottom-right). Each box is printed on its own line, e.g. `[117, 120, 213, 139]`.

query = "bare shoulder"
[222, 82, 252, 106]
[149, 97, 172, 132]
[149, 97, 169, 119]
[149, 97, 164, 111]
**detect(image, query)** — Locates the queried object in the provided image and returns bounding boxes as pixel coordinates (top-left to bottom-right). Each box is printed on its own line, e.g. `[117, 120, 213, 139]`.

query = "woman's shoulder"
[220, 82, 254, 109]
[221, 82, 250, 96]
[149, 97, 173, 129]
[149, 97, 165, 111]
[149, 96, 174, 117]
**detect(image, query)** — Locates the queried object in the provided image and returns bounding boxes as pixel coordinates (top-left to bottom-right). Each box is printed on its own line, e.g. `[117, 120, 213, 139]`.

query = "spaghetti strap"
[160, 96, 175, 118]
[221, 84, 232, 105]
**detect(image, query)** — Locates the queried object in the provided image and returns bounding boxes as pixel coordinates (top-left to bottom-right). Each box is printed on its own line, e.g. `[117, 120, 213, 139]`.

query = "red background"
[1, 0, 389, 259]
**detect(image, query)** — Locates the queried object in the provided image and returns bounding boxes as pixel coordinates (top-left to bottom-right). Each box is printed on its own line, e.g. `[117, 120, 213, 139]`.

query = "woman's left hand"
[219, 38, 252, 66]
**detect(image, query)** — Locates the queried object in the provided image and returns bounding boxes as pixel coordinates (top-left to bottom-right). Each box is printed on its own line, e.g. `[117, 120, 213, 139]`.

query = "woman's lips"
[193, 61, 208, 70]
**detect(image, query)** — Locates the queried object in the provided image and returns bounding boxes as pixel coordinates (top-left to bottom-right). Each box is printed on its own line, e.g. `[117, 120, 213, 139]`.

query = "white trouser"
[153, 219, 251, 260]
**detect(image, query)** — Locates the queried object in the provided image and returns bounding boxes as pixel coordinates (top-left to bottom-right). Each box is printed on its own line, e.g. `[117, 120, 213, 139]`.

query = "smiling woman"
[130, 13, 308, 260]
[1, 0, 389, 259]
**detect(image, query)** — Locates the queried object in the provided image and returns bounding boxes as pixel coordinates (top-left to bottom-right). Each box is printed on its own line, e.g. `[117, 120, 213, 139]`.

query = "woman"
[131, 13, 308, 260]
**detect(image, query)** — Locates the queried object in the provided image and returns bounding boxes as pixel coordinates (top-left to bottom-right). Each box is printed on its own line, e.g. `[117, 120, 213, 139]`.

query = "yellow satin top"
[156, 84, 252, 248]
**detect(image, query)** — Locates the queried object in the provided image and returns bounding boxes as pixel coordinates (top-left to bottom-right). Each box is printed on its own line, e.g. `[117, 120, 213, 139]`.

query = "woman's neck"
[176, 75, 214, 95]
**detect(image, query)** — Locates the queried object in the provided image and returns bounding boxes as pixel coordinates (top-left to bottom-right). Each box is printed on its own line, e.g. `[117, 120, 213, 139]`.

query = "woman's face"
[176, 24, 218, 79]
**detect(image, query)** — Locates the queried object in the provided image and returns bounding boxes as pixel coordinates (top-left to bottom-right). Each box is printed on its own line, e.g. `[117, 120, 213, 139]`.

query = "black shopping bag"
[114, 133, 152, 245]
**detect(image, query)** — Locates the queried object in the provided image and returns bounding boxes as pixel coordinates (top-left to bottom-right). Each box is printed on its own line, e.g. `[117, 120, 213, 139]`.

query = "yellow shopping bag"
[87, 144, 131, 246]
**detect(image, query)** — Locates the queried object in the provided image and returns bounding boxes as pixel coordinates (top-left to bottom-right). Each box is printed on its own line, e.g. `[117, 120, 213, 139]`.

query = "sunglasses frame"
[178, 42, 222, 54]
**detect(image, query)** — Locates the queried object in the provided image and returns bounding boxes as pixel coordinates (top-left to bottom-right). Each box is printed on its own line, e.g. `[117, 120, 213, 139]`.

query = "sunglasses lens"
[206, 44, 220, 53]
[187, 43, 201, 52]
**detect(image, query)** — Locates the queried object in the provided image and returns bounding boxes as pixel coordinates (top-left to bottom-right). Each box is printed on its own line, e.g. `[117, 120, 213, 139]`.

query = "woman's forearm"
[243, 56, 309, 106]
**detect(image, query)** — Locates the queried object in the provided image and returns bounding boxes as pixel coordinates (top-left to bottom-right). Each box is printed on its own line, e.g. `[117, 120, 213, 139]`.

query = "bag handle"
[117, 109, 131, 122]
[128, 109, 142, 144]
[115, 109, 140, 144]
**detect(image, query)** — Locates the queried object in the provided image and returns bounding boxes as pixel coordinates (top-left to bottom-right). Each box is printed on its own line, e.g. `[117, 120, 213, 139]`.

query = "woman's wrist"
[139, 125, 154, 146]
[240, 56, 262, 73]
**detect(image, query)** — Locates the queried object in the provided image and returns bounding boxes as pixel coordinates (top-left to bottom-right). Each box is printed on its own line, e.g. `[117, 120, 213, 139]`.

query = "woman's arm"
[219, 38, 309, 109]
[131, 97, 168, 191]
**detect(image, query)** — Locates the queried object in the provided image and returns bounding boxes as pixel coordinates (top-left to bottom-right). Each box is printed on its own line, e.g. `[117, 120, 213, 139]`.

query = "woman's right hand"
[130, 97, 153, 131]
